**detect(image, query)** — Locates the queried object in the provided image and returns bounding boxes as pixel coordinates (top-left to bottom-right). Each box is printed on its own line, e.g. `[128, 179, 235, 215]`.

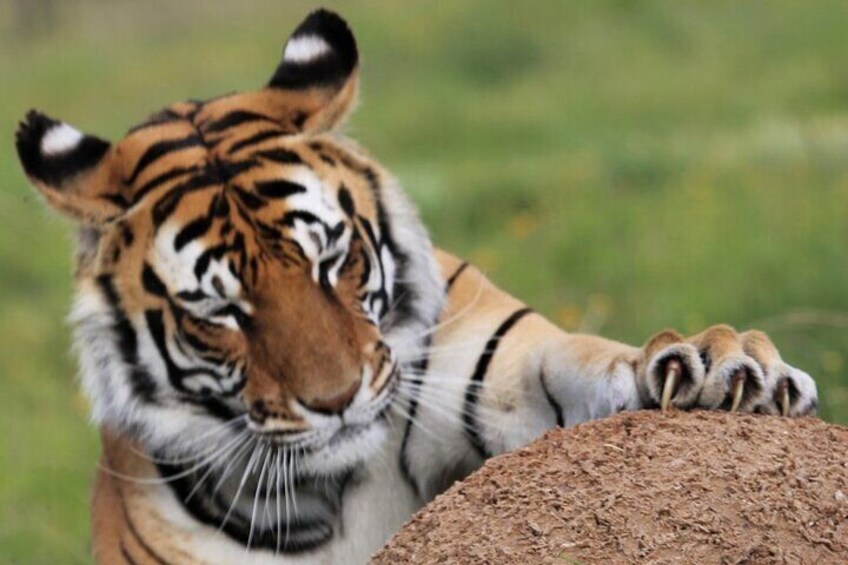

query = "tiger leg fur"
[398, 250, 819, 501]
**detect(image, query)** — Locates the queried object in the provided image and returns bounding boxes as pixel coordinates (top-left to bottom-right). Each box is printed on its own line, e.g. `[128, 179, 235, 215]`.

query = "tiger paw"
[637, 325, 818, 417]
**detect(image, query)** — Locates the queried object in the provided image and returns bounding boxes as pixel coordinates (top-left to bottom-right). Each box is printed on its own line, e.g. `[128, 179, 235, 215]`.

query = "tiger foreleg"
[410, 252, 819, 501]
[473, 322, 818, 460]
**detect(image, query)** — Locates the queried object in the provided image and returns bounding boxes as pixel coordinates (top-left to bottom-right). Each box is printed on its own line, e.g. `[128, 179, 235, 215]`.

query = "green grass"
[1, 1, 846, 561]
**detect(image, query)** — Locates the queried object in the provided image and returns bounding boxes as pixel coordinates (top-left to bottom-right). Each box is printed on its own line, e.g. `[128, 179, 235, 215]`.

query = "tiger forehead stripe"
[126, 108, 182, 135]
[226, 129, 282, 155]
[126, 134, 203, 185]
[201, 110, 277, 134]
[150, 159, 258, 227]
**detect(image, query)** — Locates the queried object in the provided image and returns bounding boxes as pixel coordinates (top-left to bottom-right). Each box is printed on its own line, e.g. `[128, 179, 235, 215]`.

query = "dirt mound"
[373, 411, 848, 564]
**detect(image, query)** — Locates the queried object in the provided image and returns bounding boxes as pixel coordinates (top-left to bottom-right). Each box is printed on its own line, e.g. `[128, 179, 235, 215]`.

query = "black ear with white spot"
[270, 9, 358, 90]
[267, 9, 360, 132]
[15, 110, 123, 224]
[16, 110, 110, 186]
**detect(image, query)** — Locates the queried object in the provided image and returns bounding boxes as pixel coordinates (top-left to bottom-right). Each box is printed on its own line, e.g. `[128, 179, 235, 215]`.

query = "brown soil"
[373, 411, 848, 564]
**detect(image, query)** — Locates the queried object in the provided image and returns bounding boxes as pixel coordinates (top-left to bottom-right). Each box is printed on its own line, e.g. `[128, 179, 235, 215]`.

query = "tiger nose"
[300, 378, 361, 414]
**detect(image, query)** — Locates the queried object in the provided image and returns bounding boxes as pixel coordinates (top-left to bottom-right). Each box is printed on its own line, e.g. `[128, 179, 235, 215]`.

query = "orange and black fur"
[15, 9, 818, 564]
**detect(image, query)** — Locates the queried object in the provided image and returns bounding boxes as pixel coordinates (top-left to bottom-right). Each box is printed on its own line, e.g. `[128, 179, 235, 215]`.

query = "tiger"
[15, 9, 818, 565]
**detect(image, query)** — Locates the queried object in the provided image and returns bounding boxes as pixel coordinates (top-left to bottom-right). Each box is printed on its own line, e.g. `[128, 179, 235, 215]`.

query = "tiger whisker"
[282, 448, 293, 549]
[392, 276, 486, 347]
[291, 445, 301, 517]
[262, 448, 277, 533]
[407, 362, 528, 399]
[274, 448, 283, 555]
[383, 288, 410, 320]
[397, 328, 534, 372]
[396, 386, 505, 432]
[128, 415, 246, 465]
[98, 428, 250, 486]
[246, 444, 271, 551]
[210, 434, 256, 500]
[397, 377, 512, 421]
[398, 338, 493, 356]
[388, 397, 441, 442]
[398, 373, 523, 396]
[218, 437, 262, 532]
[184, 429, 251, 503]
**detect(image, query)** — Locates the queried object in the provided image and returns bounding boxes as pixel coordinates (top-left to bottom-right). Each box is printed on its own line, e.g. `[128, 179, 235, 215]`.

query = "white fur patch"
[284, 35, 332, 63]
[41, 123, 84, 156]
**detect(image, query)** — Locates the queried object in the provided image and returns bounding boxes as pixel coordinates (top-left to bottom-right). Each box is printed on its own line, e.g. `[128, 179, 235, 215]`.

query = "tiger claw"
[779, 381, 790, 417]
[730, 370, 745, 413]
[661, 360, 681, 412]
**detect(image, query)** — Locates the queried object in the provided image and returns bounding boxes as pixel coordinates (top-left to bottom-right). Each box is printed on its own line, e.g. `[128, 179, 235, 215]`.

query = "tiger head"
[15, 10, 443, 475]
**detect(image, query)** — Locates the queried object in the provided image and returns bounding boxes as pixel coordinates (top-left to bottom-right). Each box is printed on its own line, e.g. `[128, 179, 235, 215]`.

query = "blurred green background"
[1, 0, 847, 562]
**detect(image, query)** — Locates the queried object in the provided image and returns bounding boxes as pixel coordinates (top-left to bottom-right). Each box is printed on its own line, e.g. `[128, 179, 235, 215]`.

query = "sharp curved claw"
[780, 383, 791, 417]
[661, 360, 681, 412]
[730, 371, 745, 413]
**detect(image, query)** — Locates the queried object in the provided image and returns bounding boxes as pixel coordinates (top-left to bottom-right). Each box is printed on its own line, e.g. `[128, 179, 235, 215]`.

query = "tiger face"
[15, 10, 443, 475]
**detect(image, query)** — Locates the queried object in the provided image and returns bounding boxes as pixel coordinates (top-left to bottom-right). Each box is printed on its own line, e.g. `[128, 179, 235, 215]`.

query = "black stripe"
[231, 184, 266, 210]
[141, 264, 168, 297]
[211, 193, 230, 218]
[120, 224, 135, 246]
[278, 210, 321, 227]
[180, 328, 213, 354]
[255, 179, 306, 199]
[227, 129, 280, 154]
[102, 193, 131, 209]
[126, 135, 202, 185]
[144, 309, 186, 392]
[357, 215, 380, 251]
[337, 153, 415, 329]
[193, 244, 229, 279]
[95, 276, 135, 368]
[127, 109, 181, 134]
[203, 110, 276, 134]
[151, 173, 219, 226]
[96, 275, 156, 400]
[338, 186, 355, 216]
[117, 486, 170, 565]
[254, 220, 283, 241]
[351, 233, 372, 289]
[207, 158, 257, 184]
[256, 148, 302, 165]
[292, 111, 307, 130]
[120, 542, 139, 565]
[174, 216, 213, 251]
[445, 261, 469, 291]
[145, 308, 243, 403]
[363, 164, 418, 329]
[175, 289, 206, 302]
[398, 334, 433, 497]
[131, 166, 196, 205]
[539, 369, 565, 427]
[327, 221, 344, 244]
[462, 307, 533, 459]
[156, 458, 338, 553]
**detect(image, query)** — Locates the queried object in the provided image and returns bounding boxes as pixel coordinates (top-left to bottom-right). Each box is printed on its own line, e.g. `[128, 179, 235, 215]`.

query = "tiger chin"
[15, 8, 818, 565]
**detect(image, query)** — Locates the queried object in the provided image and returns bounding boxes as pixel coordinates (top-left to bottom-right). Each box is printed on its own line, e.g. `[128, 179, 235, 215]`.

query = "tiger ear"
[266, 9, 359, 133]
[15, 110, 124, 224]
